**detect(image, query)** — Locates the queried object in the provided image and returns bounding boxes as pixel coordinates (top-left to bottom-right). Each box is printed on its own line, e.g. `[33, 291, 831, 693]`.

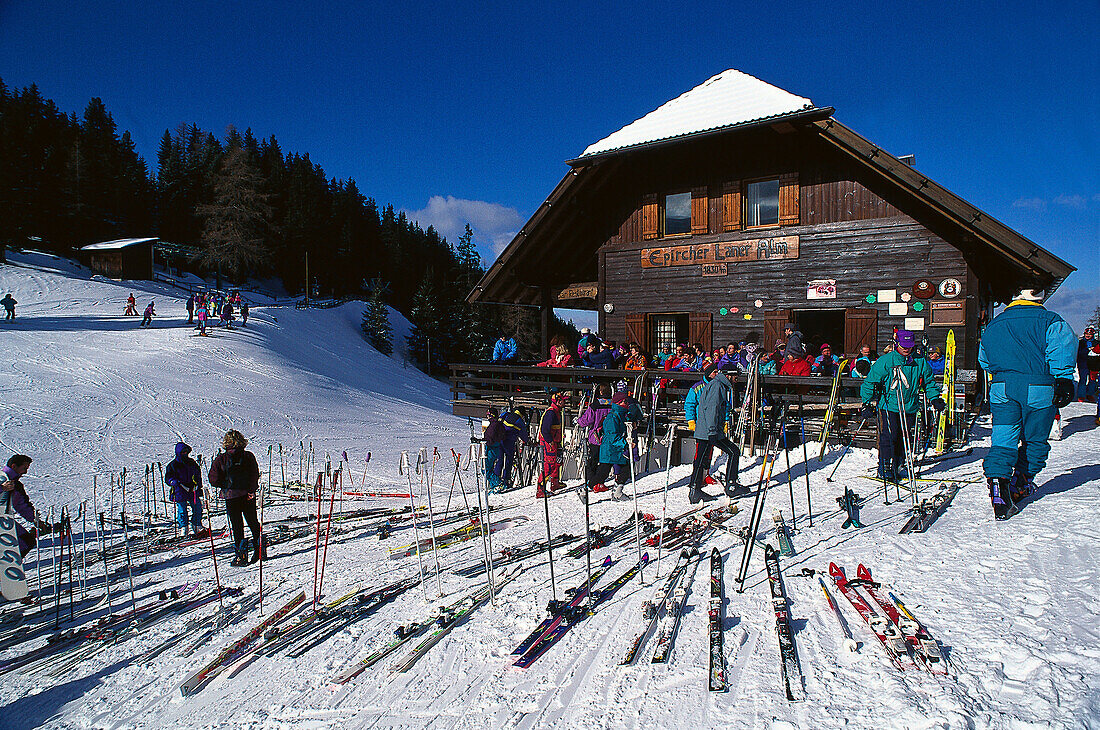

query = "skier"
[140, 301, 155, 327]
[221, 301, 234, 329]
[1, 293, 16, 320]
[186, 294, 195, 324]
[240, 300, 249, 327]
[481, 407, 506, 492]
[812, 343, 840, 376]
[0, 455, 48, 562]
[585, 392, 642, 502]
[536, 391, 568, 497]
[689, 363, 740, 502]
[978, 288, 1076, 519]
[196, 304, 208, 336]
[124, 293, 137, 316]
[1077, 326, 1098, 402]
[575, 384, 612, 495]
[684, 367, 719, 494]
[782, 323, 804, 360]
[165, 442, 207, 537]
[498, 405, 531, 489]
[860, 330, 943, 483]
[208, 430, 263, 565]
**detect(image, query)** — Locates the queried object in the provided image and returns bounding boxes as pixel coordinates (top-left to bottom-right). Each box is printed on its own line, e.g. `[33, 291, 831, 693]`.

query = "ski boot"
[1009, 471, 1035, 503]
[249, 537, 268, 564]
[987, 477, 1017, 520]
[687, 484, 703, 505]
[230, 539, 250, 566]
[611, 484, 630, 502]
[876, 457, 897, 484]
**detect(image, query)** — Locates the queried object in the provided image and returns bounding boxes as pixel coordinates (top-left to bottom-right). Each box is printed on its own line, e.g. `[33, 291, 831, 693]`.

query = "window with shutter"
[722, 181, 741, 231]
[641, 194, 660, 240]
[779, 173, 800, 226]
[691, 186, 708, 235]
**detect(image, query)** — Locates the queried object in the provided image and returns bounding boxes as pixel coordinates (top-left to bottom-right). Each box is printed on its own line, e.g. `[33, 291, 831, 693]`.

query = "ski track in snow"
[0, 251, 1098, 730]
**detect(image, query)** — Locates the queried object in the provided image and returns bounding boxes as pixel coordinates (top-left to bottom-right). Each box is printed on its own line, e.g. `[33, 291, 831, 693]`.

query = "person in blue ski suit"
[481, 407, 506, 492]
[979, 289, 1076, 519]
[860, 330, 943, 483]
[492, 334, 518, 364]
[497, 406, 531, 489]
[165, 442, 206, 536]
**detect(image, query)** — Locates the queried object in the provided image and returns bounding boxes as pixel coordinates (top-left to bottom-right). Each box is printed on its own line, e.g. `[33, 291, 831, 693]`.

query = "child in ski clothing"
[196, 305, 207, 335]
[689, 365, 740, 502]
[979, 289, 1076, 518]
[124, 294, 137, 316]
[498, 406, 531, 488]
[208, 430, 263, 565]
[186, 295, 195, 324]
[240, 300, 249, 326]
[1, 454, 47, 559]
[860, 330, 943, 484]
[586, 392, 643, 501]
[140, 301, 155, 327]
[165, 442, 206, 536]
[537, 392, 568, 497]
[575, 384, 612, 494]
[482, 407, 506, 492]
[537, 344, 572, 367]
[1, 293, 16, 320]
[779, 347, 812, 376]
[926, 347, 945, 376]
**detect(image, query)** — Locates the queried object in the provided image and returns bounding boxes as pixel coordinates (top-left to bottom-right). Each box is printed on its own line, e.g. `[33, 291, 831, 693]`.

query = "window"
[744, 179, 780, 228]
[649, 313, 688, 351]
[664, 192, 691, 235]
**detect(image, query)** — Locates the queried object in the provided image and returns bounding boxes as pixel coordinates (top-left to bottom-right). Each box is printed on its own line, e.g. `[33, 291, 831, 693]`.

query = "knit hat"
[580, 327, 591, 334]
[703, 363, 718, 378]
[896, 330, 916, 348]
[820, 343, 832, 352]
[612, 391, 630, 406]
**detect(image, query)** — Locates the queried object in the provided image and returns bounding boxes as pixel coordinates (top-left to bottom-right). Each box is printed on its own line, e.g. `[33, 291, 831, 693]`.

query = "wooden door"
[625, 314, 647, 352]
[758, 309, 792, 351]
[844, 308, 878, 355]
[688, 313, 713, 352]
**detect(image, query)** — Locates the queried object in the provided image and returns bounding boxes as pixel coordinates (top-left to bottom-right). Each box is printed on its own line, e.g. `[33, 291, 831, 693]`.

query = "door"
[688, 313, 713, 352]
[758, 309, 792, 352]
[844, 308, 878, 355]
[625, 314, 647, 353]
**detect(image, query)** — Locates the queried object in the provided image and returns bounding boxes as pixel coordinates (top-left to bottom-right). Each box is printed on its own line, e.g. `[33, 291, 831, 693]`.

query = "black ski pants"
[225, 495, 261, 552]
[877, 409, 916, 468]
[587, 461, 630, 489]
[690, 436, 739, 488]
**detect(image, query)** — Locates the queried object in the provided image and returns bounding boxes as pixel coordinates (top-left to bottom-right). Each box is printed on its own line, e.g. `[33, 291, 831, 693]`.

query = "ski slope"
[0, 251, 1097, 730]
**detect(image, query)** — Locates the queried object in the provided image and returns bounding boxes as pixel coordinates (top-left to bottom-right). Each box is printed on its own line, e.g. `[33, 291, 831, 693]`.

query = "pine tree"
[361, 279, 393, 355]
[197, 143, 272, 281]
[406, 273, 443, 373]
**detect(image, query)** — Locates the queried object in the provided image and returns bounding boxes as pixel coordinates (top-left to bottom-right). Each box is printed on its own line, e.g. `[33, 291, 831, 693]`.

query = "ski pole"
[626, 422, 645, 586]
[200, 480, 223, 613]
[424, 448, 443, 596]
[656, 424, 675, 580]
[312, 469, 324, 612]
[819, 576, 857, 653]
[260, 445, 271, 616]
[469, 443, 495, 606]
[80, 499, 87, 600]
[98, 512, 112, 616]
[317, 469, 338, 600]
[781, 402, 797, 528]
[541, 454, 558, 604]
[67, 509, 74, 621]
[399, 452, 427, 595]
[121, 510, 137, 616]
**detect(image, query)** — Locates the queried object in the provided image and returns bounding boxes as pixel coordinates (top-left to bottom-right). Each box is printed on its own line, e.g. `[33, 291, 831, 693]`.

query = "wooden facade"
[82, 239, 155, 280]
[469, 99, 1074, 373]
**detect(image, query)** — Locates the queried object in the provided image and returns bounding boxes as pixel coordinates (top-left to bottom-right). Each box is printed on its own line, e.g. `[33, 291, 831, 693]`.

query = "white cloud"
[404, 196, 524, 264]
[1053, 194, 1087, 209]
[1045, 285, 1100, 334]
[1012, 197, 1046, 212]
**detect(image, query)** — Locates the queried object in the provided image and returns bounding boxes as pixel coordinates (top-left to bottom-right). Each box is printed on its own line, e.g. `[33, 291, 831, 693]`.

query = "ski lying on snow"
[514, 552, 649, 669]
[898, 482, 960, 534]
[772, 511, 795, 556]
[855, 565, 947, 674]
[286, 577, 421, 659]
[651, 546, 701, 664]
[512, 556, 614, 657]
[765, 544, 804, 702]
[708, 548, 728, 691]
[829, 563, 914, 671]
[620, 549, 691, 665]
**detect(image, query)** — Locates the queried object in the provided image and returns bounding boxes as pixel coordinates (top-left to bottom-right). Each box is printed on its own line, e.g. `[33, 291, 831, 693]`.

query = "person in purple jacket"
[574, 384, 612, 501]
[165, 442, 207, 537]
[1, 455, 47, 560]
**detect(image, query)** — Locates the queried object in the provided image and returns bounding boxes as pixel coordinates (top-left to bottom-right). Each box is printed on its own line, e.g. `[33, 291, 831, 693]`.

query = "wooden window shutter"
[641, 194, 660, 240]
[625, 314, 647, 353]
[844, 308, 878, 355]
[690, 186, 708, 235]
[760, 310, 793, 351]
[721, 181, 741, 232]
[779, 173, 800, 226]
[688, 313, 713, 352]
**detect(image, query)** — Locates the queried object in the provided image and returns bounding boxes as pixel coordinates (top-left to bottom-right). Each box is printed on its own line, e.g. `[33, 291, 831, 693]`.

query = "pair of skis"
[765, 544, 805, 701]
[817, 359, 851, 460]
[620, 543, 701, 665]
[898, 482, 960, 534]
[829, 563, 946, 674]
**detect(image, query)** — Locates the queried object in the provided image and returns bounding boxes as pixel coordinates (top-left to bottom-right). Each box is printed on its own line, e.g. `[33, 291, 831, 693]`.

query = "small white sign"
[877, 289, 897, 303]
[905, 317, 925, 331]
[807, 279, 836, 300]
[889, 302, 908, 316]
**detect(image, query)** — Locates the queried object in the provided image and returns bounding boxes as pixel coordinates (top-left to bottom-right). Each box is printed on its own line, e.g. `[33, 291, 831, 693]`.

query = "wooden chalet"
[468, 70, 1074, 370]
[80, 237, 157, 280]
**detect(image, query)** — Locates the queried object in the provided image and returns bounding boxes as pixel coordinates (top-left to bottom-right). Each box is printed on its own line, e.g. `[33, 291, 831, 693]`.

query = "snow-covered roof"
[80, 237, 158, 251]
[577, 69, 818, 159]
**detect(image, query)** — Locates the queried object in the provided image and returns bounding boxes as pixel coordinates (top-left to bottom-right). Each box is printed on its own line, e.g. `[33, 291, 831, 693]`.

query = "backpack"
[225, 451, 252, 492]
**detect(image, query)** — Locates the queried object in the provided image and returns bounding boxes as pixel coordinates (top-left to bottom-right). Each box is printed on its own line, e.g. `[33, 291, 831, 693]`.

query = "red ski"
[828, 563, 914, 671]
[856, 565, 947, 674]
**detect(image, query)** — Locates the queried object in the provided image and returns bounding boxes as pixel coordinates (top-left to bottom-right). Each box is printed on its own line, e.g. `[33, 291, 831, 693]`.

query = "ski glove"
[687, 420, 695, 432]
[1053, 378, 1075, 409]
[860, 404, 876, 420]
[931, 397, 946, 412]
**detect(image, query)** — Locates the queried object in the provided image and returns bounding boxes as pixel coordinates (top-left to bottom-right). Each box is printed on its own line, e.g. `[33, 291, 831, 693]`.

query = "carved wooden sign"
[556, 284, 598, 300]
[700, 263, 728, 277]
[641, 235, 799, 268]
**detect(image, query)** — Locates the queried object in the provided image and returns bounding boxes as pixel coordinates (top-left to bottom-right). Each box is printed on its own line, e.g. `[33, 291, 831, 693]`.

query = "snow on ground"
[0, 251, 1098, 730]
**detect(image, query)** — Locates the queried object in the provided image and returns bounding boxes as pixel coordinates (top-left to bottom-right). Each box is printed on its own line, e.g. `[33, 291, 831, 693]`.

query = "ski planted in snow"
[836, 488, 863, 529]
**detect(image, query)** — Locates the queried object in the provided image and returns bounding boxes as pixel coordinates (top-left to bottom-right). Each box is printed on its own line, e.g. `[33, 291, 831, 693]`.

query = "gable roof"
[575, 69, 820, 161]
[80, 237, 157, 251]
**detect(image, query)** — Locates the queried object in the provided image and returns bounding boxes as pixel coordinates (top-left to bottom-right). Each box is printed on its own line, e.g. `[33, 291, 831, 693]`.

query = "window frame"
[661, 191, 693, 238]
[742, 177, 782, 230]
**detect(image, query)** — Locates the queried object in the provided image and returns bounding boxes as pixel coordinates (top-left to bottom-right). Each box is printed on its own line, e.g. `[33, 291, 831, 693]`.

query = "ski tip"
[828, 562, 843, 577]
[602, 555, 613, 566]
[856, 564, 871, 580]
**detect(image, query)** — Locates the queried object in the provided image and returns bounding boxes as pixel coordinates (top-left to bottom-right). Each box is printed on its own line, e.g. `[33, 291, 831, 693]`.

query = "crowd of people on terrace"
[491, 323, 949, 380]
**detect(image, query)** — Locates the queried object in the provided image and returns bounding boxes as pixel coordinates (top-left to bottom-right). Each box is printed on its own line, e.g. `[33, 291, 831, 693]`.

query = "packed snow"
[0, 251, 1097, 730]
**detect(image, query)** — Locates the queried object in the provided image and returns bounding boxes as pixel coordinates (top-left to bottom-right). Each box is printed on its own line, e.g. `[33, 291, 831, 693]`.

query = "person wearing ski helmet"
[165, 442, 207, 537]
[860, 330, 943, 484]
[979, 287, 1076, 519]
[208, 430, 263, 565]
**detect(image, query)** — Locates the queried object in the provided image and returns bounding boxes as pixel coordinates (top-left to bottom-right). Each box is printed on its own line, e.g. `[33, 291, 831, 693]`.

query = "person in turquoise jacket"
[979, 289, 1076, 519]
[860, 330, 943, 483]
[586, 392, 643, 501]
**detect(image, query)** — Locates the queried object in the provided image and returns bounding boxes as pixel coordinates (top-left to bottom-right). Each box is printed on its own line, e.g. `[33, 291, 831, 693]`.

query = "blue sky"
[2, 1, 1096, 330]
